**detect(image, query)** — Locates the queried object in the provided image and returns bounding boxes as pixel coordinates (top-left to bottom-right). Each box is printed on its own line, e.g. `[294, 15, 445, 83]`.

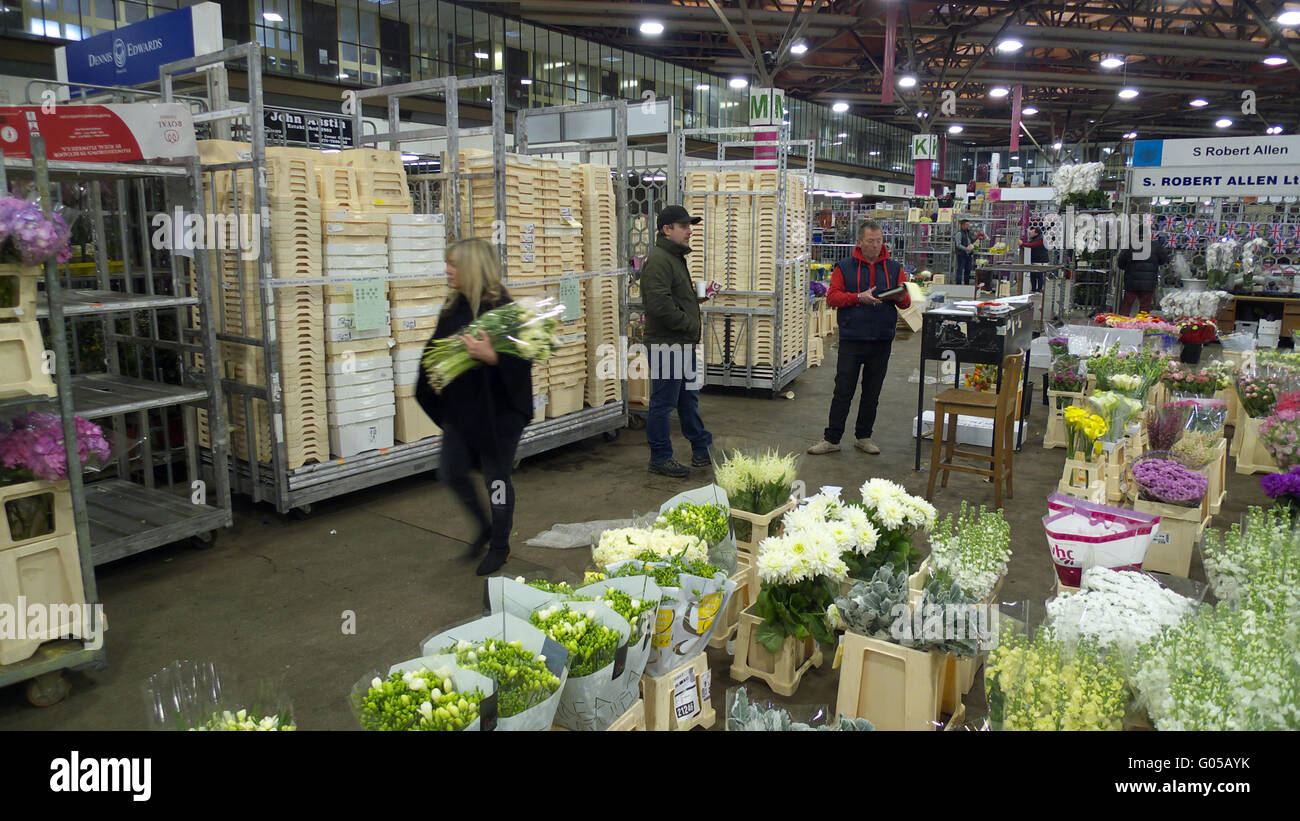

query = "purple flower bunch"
[809, 280, 828, 298]
[1048, 337, 1070, 358]
[0, 412, 111, 483]
[1132, 456, 1207, 506]
[0, 196, 73, 267]
[1260, 466, 1300, 501]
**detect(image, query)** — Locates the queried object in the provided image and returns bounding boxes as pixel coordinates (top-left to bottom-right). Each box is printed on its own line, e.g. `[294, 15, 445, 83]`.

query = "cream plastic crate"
[1044, 390, 1085, 449]
[325, 377, 395, 402]
[0, 321, 56, 399]
[640, 652, 715, 731]
[708, 566, 755, 652]
[1135, 498, 1209, 578]
[834, 630, 944, 731]
[730, 603, 824, 697]
[1197, 438, 1228, 516]
[1, 480, 72, 551]
[1235, 415, 1277, 474]
[604, 699, 646, 731]
[318, 167, 362, 208]
[0, 269, 38, 321]
[339, 148, 405, 173]
[329, 414, 395, 458]
[395, 396, 439, 443]
[327, 385, 396, 416]
[546, 376, 585, 418]
[0, 533, 89, 665]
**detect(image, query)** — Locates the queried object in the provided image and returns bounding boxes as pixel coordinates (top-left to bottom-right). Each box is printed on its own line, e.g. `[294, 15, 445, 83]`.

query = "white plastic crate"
[326, 354, 392, 375]
[324, 243, 387, 257]
[912, 411, 1023, 448]
[325, 378, 395, 401]
[329, 415, 396, 457]
[332, 403, 396, 427]
[389, 213, 445, 227]
[328, 389, 397, 416]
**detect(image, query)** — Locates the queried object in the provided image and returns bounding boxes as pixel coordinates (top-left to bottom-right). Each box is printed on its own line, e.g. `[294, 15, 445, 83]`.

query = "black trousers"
[824, 338, 893, 444]
[1030, 270, 1045, 292]
[439, 417, 525, 551]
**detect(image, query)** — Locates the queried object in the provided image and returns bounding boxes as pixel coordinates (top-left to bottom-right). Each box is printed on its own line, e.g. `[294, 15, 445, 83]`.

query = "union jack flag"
[1270, 224, 1285, 242]
[1245, 223, 1260, 239]
[1274, 237, 1287, 254]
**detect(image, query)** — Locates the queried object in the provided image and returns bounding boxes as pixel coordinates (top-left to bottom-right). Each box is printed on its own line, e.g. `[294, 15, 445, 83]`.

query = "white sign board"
[748, 87, 786, 126]
[912, 133, 939, 161]
[1130, 135, 1300, 197]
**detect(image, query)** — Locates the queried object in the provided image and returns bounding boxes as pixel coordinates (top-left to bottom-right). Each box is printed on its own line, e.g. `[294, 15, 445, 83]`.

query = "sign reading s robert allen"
[54, 3, 223, 97]
[1129, 135, 1300, 197]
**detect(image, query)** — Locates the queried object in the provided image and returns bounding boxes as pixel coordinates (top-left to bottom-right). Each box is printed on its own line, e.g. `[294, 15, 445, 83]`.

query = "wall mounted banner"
[0, 104, 198, 161]
[1130, 135, 1300, 197]
[54, 3, 223, 97]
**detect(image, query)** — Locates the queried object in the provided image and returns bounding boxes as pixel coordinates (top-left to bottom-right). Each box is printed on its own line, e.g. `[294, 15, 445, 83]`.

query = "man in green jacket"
[641, 205, 712, 478]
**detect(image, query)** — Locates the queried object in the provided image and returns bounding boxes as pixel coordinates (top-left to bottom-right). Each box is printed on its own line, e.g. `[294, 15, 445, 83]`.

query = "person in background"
[808, 220, 910, 456]
[640, 205, 713, 478]
[955, 218, 976, 285]
[1020, 225, 1049, 292]
[1117, 237, 1172, 315]
[416, 238, 532, 576]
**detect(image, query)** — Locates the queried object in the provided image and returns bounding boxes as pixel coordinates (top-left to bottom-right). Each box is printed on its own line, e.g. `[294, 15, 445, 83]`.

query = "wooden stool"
[927, 350, 1025, 508]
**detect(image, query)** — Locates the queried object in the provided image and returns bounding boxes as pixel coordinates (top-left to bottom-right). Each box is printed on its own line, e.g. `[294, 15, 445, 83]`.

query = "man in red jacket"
[808, 220, 910, 455]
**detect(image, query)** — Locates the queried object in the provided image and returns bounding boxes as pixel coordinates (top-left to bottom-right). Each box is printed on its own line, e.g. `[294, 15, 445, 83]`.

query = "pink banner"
[882, 5, 897, 105]
[755, 129, 777, 170]
[1010, 85, 1023, 152]
[913, 158, 931, 196]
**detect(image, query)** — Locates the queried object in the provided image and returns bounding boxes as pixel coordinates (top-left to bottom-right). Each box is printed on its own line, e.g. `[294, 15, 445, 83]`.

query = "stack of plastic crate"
[341, 148, 413, 215]
[682, 171, 713, 284]
[458, 150, 538, 278]
[320, 167, 395, 458]
[580, 163, 621, 407]
[388, 213, 447, 443]
[782, 172, 810, 367]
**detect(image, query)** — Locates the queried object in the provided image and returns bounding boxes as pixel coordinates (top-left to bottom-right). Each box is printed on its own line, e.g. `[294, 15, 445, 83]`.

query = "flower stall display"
[1048, 356, 1086, 394]
[420, 613, 569, 730]
[1176, 316, 1216, 364]
[752, 523, 848, 653]
[1160, 363, 1219, 397]
[1087, 391, 1141, 444]
[528, 603, 626, 679]
[422, 298, 564, 393]
[1145, 405, 1186, 452]
[1259, 390, 1300, 472]
[856, 477, 935, 575]
[1063, 406, 1107, 462]
[654, 485, 737, 572]
[1131, 455, 1208, 507]
[1112, 317, 1180, 351]
[0, 412, 112, 484]
[1085, 344, 1168, 397]
[1232, 369, 1282, 418]
[0, 196, 74, 268]
[145, 660, 298, 732]
[714, 448, 798, 542]
[351, 660, 491, 731]
[830, 564, 980, 658]
[924, 502, 1011, 602]
[1261, 466, 1300, 516]
[1159, 289, 1231, 320]
[1045, 567, 1196, 666]
[984, 629, 1129, 731]
[1051, 162, 1107, 209]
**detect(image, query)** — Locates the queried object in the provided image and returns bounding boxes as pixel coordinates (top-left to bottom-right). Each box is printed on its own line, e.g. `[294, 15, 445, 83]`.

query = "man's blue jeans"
[647, 346, 712, 463]
[956, 254, 973, 285]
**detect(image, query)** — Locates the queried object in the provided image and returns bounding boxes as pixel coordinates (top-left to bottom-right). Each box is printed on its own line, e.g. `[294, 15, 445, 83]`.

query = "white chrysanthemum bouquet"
[714, 448, 799, 541]
[752, 508, 849, 654]
[857, 477, 935, 575]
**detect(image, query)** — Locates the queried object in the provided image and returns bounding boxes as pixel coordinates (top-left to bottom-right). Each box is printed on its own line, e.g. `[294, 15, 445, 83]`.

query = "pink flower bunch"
[1260, 403, 1300, 472]
[1132, 457, 1207, 506]
[0, 196, 73, 266]
[0, 412, 111, 482]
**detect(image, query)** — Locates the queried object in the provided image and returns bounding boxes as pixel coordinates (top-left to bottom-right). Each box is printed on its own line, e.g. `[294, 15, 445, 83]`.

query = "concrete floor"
[0, 331, 1258, 730]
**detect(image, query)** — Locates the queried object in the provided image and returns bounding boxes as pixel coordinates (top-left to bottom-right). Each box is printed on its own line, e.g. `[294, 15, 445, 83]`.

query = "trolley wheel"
[628, 414, 646, 431]
[602, 429, 621, 443]
[291, 504, 314, 521]
[26, 671, 70, 707]
[191, 530, 218, 549]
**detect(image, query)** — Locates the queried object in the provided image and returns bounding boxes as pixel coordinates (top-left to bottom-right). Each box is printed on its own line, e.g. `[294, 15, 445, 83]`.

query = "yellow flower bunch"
[1063, 406, 1108, 461]
[985, 631, 1127, 731]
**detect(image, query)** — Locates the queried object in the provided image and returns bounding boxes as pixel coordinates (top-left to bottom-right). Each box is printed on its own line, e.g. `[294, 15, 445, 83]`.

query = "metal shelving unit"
[3, 135, 232, 570]
[675, 125, 814, 395]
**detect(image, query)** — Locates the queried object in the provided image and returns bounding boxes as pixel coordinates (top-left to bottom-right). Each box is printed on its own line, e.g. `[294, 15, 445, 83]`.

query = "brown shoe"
[855, 438, 881, 454]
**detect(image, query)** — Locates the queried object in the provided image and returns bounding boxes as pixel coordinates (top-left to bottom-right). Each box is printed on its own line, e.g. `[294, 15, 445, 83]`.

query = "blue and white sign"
[54, 3, 223, 97]
[1129, 135, 1300, 197]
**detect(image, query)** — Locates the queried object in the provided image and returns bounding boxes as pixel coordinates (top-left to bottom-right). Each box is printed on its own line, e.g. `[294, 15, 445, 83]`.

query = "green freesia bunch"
[445, 638, 561, 719]
[655, 502, 730, 547]
[358, 669, 484, 731]
[529, 605, 622, 678]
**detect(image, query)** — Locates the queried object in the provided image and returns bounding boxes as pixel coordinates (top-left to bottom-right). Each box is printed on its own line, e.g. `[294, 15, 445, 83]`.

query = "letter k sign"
[911, 135, 937, 161]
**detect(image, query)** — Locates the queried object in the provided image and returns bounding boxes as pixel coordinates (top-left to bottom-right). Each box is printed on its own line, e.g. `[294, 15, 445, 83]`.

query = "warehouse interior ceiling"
[463, 0, 1300, 147]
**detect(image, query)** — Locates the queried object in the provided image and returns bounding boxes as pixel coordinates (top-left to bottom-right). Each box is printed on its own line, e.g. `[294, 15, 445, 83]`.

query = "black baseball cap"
[657, 205, 702, 229]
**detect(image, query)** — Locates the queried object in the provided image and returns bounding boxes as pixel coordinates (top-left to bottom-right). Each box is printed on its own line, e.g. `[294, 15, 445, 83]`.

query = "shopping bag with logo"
[1043, 493, 1161, 586]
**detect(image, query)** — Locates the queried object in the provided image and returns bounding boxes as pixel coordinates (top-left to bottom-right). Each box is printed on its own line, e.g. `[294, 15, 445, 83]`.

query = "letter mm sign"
[912, 134, 939, 161]
[54, 2, 223, 98]
[749, 88, 786, 126]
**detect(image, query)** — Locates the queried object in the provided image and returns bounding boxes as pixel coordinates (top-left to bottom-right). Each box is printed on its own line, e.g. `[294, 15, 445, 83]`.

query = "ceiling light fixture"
[1099, 55, 1124, 69]
[869, 150, 880, 156]
[1021, 106, 1038, 116]
[917, 111, 929, 118]
[473, 51, 489, 60]
[898, 74, 918, 88]
[948, 124, 963, 134]
[730, 77, 749, 89]
[996, 38, 1023, 53]
[262, 12, 284, 22]
[1189, 98, 1209, 107]
[401, 154, 419, 162]
[639, 20, 664, 35]
[1052, 141, 1063, 150]
[1267, 125, 1284, 135]
[1123, 131, 1137, 139]
[338, 72, 349, 79]
[696, 83, 710, 91]
[791, 41, 808, 55]
[1118, 87, 1139, 99]
[832, 101, 849, 112]
[838, 132, 848, 138]
[520, 78, 532, 85]
[1279, 10, 1300, 25]
[1263, 56, 1288, 66]
[989, 86, 1010, 98]
[1216, 117, 1233, 128]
